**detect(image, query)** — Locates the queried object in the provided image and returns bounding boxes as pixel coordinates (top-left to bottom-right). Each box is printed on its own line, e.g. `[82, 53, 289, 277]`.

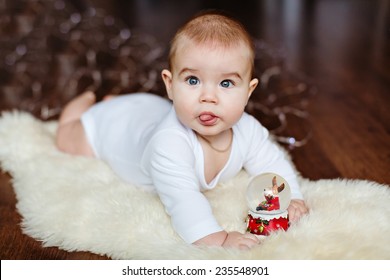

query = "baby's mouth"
[198, 112, 219, 126]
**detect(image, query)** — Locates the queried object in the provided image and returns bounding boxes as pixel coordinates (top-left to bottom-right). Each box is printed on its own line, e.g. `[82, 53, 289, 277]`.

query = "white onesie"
[81, 93, 303, 243]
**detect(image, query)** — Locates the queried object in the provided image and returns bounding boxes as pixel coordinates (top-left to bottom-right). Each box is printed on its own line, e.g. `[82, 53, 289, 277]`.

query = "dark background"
[1, 0, 389, 259]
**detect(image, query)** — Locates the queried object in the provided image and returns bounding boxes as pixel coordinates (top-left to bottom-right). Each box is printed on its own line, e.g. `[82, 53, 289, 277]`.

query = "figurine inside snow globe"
[246, 173, 291, 236]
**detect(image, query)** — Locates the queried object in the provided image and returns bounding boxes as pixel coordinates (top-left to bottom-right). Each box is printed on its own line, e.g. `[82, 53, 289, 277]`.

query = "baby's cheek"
[224, 106, 245, 125]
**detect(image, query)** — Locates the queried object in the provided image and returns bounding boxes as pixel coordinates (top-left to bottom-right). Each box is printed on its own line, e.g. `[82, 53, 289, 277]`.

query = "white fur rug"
[0, 111, 389, 259]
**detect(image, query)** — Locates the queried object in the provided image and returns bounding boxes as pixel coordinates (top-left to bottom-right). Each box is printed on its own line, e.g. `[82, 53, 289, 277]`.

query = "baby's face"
[162, 39, 258, 137]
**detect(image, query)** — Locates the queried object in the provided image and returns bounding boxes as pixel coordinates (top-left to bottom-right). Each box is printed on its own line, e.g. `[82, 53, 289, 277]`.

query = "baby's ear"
[161, 69, 173, 100]
[248, 78, 259, 98]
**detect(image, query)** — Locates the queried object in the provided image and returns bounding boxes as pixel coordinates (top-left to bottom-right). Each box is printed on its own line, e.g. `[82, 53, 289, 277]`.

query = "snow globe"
[246, 173, 291, 236]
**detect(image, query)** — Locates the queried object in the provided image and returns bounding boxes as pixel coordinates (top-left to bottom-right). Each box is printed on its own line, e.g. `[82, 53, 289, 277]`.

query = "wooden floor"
[1, 0, 389, 259]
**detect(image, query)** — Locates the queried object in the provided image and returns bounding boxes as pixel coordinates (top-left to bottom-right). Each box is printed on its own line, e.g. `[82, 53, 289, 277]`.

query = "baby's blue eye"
[186, 76, 199, 86]
[220, 80, 234, 88]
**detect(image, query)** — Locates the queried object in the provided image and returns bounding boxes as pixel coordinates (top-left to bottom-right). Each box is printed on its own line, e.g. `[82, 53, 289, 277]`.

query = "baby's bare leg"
[56, 91, 96, 157]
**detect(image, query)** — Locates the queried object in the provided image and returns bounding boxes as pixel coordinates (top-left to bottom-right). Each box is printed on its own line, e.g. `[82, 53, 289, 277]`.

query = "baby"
[56, 11, 308, 250]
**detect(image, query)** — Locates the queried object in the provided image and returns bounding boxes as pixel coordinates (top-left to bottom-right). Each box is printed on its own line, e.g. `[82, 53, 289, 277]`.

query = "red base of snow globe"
[246, 210, 289, 236]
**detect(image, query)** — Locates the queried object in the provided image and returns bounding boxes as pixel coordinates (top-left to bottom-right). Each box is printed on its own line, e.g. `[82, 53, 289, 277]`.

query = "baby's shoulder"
[146, 119, 196, 154]
[143, 128, 197, 167]
[150, 128, 192, 147]
[149, 109, 195, 147]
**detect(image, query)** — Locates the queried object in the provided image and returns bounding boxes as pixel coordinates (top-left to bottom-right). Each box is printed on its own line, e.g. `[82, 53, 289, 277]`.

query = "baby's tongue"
[200, 114, 214, 121]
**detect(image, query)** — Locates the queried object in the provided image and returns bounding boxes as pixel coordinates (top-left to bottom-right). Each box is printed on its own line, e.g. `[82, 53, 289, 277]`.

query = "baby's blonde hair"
[169, 11, 255, 76]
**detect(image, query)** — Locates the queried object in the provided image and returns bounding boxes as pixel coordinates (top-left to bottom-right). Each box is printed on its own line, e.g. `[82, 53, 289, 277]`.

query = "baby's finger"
[238, 239, 258, 250]
[243, 233, 260, 243]
[289, 206, 306, 223]
[238, 244, 251, 250]
[289, 208, 298, 223]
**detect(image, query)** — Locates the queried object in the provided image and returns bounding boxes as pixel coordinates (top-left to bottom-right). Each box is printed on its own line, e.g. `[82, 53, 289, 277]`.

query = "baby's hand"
[287, 199, 308, 223]
[222, 231, 260, 250]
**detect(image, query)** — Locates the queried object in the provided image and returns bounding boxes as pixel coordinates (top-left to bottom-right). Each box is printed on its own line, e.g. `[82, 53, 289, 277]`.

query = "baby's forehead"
[177, 36, 249, 52]
[172, 37, 252, 64]
[169, 36, 255, 75]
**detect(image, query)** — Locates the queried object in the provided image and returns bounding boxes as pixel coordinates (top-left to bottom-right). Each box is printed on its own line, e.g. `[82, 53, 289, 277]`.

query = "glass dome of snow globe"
[246, 172, 291, 215]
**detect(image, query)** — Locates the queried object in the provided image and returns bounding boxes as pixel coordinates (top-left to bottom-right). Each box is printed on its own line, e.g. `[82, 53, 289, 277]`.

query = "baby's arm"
[148, 131, 260, 249]
[241, 114, 308, 222]
[193, 231, 259, 250]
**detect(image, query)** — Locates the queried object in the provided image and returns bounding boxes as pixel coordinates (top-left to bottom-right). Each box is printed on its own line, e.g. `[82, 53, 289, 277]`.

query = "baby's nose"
[200, 86, 218, 104]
